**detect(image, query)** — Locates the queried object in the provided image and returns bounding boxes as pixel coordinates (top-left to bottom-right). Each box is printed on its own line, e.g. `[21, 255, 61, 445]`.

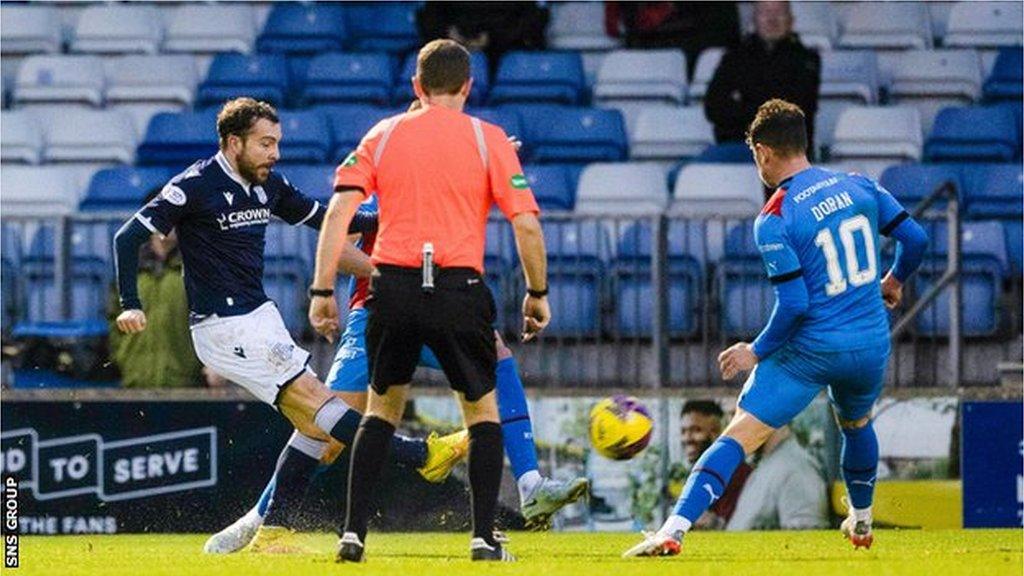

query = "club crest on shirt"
[254, 185, 268, 204]
[267, 342, 295, 368]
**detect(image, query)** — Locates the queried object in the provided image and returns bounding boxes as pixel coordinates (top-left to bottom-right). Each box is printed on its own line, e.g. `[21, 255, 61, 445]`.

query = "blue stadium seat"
[541, 220, 610, 336]
[80, 166, 172, 212]
[1004, 220, 1022, 278]
[694, 143, 752, 163]
[878, 163, 961, 210]
[983, 47, 1023, 102]
[718, 221, 774, 338]
[257, 3, 347, 55]
[485, 220, 518, 333]
[277, 110, 331, 164]
[344, 2, 420, 53]
[613, 221, 706, 337]
[924, 106, 1019, 163]
[135, 110, 220, 167]
[319, 105, 395, 162]
[395, 51, 490, 106]
[2, 257, 16, 331]
[22, 226, 110, 322]
[196, 54, 289, 108]
[466, 107, 522, 140]
[264, 256, 309, 337]
[522, 164, 576, 211]
[10, 320, 116, 389]
[488, 51, 585, 106]
[300, 52, 395, 106]
[277, 164, 336, 205]
[961, 164, 1024, 220]
[517, 106, 627, 164]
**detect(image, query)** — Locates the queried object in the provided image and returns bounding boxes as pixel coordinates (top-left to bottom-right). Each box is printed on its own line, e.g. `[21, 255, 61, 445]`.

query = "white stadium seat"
[670, 164, 763, 218]
[839, 2, 932, 50]
[792, 2, 838, 52]
[889, 49, 983, 131]
[13, 55, 105, 106]
[109, 103, 185, 140]
[40, 109, 137, 164]
[630, 106, 714, 160]
[1, 110, 44, 164]
[928, 2, 957, 43]
[831, 106, 923, 163]
[688, 48, 724, 102]
[819, 51, 880, 104]
[0, 5, 61, 55]
[163, 5, 256, 54]
[71, 4, 163, 54]
[105, 55, 198, 106]
[576, 163, 669, 214]
[1, 165, 80, 216]
[594, 50, 687, 105]
[944, 1, 1023, 48]
[548, 2, 621, 51]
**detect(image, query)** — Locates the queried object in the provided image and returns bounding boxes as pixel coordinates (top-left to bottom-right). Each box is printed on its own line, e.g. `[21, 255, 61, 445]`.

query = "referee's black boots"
[470, 537, 517, 562]
[336, 532, 365, 563]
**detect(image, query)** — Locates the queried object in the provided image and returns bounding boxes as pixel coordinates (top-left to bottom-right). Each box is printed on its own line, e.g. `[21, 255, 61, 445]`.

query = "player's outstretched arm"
[112, 218, 152, 333]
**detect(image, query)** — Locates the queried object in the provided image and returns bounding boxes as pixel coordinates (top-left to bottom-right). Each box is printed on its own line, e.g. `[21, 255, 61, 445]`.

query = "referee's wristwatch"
[527, 287, 549, 298]
[308, 287, 335, 299]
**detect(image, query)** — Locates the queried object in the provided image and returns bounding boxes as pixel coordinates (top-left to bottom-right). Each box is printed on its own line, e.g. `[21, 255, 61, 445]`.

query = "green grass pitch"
[14, 530, 1022, 576]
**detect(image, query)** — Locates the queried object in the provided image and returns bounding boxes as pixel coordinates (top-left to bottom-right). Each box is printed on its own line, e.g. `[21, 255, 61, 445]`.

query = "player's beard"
[237, 153, 272, 185]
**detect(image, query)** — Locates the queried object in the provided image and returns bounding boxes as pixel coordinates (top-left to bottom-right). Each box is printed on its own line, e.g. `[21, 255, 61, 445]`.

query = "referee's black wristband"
[527, 287, 549, 298]
[308, 287, 335, 298]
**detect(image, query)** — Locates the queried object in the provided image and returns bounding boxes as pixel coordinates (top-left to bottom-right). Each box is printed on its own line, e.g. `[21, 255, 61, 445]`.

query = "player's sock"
[262, 432, 326, 528]
[391, 434, 428, 468]
[665, 436, 746, 534]
[496, 357, 541, 499]
[840, 421, 879, 515]
[255, 475, 276, 518]
[343, 416, 395, 542]
[468, 422, 504, 547]
[314, 397, 363, 445]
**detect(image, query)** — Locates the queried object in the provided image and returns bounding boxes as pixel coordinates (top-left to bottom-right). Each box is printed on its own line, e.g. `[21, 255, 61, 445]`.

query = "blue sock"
[840, 421, 879, 510]
[495, 356, 538, 480]
[672, 437, 746, 526]
[391, 434, 428, 468]
[256, 475, 276, 517]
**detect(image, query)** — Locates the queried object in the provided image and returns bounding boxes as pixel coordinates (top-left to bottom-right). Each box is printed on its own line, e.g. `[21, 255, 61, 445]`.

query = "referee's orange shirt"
[333, 105, 540, 274]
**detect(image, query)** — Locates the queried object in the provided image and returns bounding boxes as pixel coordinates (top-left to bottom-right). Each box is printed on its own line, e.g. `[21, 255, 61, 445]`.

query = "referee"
[309, 39, 549, 562]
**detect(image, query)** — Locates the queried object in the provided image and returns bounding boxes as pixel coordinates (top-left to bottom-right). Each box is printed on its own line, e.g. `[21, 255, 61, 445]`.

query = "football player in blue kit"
[624, 99, 928, 557]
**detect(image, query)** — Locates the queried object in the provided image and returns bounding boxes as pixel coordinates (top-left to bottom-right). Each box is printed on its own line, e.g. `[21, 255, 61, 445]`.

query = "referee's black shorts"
[365, 265, 497, 401]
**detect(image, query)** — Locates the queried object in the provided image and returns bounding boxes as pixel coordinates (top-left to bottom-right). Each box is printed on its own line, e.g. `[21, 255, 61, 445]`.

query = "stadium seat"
[263, 224, 312, 336]
[104, 55, 198, 106]
[924, 106, 1019, 162]
[488, 51, 585, 106]
[13, 55, 105, 106]
[541, 220, 610, 337]
[819, 51, 880, 104]
[575, 163, 669, 214]
[344, 2, 419, 53]
[41, 109, 137, 164]
[613, 220, 706, 337]
[0, 110, 43, 164]
[484, 219, 518, 332]
[70, 4, 162, 54]
[197, 54, 289, 109]
[1, 166, 80, 217]
[80, 166, 173, 212]
[878, 163, 961, 210]
[320, 105, 395, 162]
[791, 2, 838, 51]
[630, 106, 714, 160]
[467, 107, 522, 141]
[0, 5, 61, 55]
[1004, 220, 1022, 278]
[277, 110, 331, 164]
[718, 221, 774, 339]
[983, 47, 1023, 102]
[300, 52, 394, 106]
[693, 143, 751, 163]
[889, 50, 984, 132]
[276, 164, 336, 206]
[163, 4, 256, 54]
[831, 106, 923, 164]
[688, 48, 724, 102]
[548, 2, 621, 50]
[522, 164, 577, 211]
[594, 49, 687, 105]
[395, 51, 489, 105]
[256, 3, 346, 55]
[944, 1, 1024, 48]
[135, 109, 220, 167]
[520, 106, 628, 164]
[670, 164, 763, 217]
[110, 103, 186, 141]
[838, 2, 932, 49]
[961, 164, 1024, 220]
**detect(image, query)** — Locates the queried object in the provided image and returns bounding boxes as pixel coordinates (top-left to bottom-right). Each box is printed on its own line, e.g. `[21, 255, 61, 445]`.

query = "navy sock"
[343, 416, 395, 542]
[841, 421, 879, 510]
[315, 397, 362, 445]
[391, 434, 428, 468]
[263, 434, 325, 528]
[496, 357, 539, 480]
[672, 437, 746, 526]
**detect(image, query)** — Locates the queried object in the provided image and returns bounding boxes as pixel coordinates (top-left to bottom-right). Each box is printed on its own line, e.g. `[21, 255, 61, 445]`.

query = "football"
[588, 395, 653, 460]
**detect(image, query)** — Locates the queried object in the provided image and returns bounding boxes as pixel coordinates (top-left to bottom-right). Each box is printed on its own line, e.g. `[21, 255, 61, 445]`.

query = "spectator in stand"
[417, 2, 549, 76]
[667, 400, 753, 529]
[605, 2, 740, 78]
[704, 1, 820, 150]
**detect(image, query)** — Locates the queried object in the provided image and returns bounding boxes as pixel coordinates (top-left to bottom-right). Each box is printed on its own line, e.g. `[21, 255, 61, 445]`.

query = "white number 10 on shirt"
[814, 215, 878, 297]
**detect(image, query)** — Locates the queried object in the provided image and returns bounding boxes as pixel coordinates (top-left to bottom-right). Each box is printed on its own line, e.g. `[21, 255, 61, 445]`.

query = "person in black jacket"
[704, 1, 820, 150]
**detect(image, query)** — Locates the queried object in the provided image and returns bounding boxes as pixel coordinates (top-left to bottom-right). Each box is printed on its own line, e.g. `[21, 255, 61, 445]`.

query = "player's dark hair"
[681, 400, 724, 419]
[416, 39, 471, 96]
[745, 99, 808, 157]
[216, 97, 279, 148]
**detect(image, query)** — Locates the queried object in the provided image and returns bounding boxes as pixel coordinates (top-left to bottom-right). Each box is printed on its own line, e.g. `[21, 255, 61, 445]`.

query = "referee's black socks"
[343, 416, 395, 542]
[468, 421, 503, 547]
